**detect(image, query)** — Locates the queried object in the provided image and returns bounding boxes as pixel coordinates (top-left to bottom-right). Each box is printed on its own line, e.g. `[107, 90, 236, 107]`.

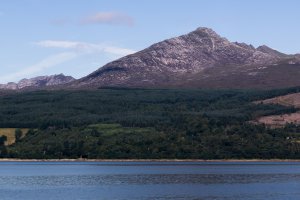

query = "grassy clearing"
[0, 128, 29, 145]
[260, 93, 300, 108]
[254, 93, 300, 127]
[87, 123, 154, 137]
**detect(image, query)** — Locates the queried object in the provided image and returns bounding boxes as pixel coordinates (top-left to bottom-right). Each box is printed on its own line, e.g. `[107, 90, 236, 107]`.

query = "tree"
[15, 129, 23, 143]
[0, 135, 7, 146]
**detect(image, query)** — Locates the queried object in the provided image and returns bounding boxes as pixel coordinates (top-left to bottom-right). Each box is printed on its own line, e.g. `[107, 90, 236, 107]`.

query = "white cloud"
[102, 46, 136, 56]
[0, 40, 136, 83]
[0, 52, 77, 83]
[36, 40, 91, 50]
[36, 40, 136, 56]
[81, 12, 134, 26]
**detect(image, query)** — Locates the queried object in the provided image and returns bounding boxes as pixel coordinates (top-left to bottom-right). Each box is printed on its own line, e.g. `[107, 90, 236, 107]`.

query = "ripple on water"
[0, 173, 300, 188]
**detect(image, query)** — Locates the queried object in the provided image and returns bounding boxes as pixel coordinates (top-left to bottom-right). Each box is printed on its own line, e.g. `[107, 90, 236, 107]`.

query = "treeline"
[0, 88, 300, 159]
[0, 88, 297, 129]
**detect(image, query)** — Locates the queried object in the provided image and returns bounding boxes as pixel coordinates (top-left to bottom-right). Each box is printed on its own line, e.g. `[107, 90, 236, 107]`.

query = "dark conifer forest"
[1, 87, 300, 159]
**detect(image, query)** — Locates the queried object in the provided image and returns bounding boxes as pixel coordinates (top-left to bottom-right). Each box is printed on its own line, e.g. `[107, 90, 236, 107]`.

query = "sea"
[0, 161, 300, 200]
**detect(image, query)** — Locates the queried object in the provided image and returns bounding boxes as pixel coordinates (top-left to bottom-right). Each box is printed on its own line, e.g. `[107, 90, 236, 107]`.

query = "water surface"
[0, 161, 300, 200]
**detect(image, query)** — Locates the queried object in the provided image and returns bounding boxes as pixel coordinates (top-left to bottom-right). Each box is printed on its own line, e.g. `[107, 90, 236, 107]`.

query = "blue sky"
[1, 0, 300, 83]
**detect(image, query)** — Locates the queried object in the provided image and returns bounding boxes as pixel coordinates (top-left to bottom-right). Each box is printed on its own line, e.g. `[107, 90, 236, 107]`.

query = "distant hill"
[71, 27, 300, 89]
[0, 74, 75, 90]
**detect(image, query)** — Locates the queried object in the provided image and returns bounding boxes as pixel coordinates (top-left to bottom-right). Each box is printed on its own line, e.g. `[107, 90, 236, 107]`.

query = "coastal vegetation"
[1, 87, 300, 159]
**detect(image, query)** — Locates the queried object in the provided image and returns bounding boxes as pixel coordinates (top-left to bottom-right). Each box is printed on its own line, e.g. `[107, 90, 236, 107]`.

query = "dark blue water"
[1, 161, 300, 200]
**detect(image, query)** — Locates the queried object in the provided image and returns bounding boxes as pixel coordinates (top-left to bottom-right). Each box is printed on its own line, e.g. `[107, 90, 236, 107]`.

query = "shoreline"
[1, 158, 300, 162]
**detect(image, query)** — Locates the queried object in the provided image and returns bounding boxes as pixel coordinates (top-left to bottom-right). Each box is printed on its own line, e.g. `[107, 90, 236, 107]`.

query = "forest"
[1, 87, 300, 159]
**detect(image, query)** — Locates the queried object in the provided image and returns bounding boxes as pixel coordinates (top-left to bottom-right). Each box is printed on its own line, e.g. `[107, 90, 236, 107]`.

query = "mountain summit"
[72, 27, 300, 89]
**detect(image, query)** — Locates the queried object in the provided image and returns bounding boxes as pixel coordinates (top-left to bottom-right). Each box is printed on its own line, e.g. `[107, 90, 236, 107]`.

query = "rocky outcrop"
[0, 74, 75, 90]
[256, 45, 288, 59]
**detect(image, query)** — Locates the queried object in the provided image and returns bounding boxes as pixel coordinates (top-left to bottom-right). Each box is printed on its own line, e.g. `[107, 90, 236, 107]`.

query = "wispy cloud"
[36, 40, 136, 56]
[0, 52, 77, 83]
[81, 12, 134, 26]
[0, 40, 136, 83]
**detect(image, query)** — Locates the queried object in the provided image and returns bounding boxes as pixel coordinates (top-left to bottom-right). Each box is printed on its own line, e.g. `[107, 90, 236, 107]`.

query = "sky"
[0, 0, 300, 83]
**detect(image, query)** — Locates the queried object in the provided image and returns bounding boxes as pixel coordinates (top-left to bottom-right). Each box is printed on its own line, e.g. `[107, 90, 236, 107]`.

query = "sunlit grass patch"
[0, 128, 29, 145]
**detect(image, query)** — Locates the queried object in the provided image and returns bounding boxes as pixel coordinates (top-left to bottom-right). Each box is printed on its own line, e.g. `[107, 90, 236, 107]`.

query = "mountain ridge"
[0, 74, 75, 90]
[71, 27, 300, 89]
[3, 27, 300, 90]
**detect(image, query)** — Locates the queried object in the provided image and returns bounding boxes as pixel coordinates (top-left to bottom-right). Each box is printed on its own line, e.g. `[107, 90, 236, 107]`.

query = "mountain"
[256, 45, 288, 58]
[0, 74, 75, 90]
[72, 27, 300, 89]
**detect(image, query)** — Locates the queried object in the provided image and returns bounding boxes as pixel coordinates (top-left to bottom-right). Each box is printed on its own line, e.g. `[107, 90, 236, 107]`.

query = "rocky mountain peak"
[192, 27, 222, 39]
[74, 27, 293, 89]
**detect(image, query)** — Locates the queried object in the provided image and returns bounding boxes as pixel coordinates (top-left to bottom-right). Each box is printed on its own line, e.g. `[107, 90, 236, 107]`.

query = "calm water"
[0, 161, 300, 200]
